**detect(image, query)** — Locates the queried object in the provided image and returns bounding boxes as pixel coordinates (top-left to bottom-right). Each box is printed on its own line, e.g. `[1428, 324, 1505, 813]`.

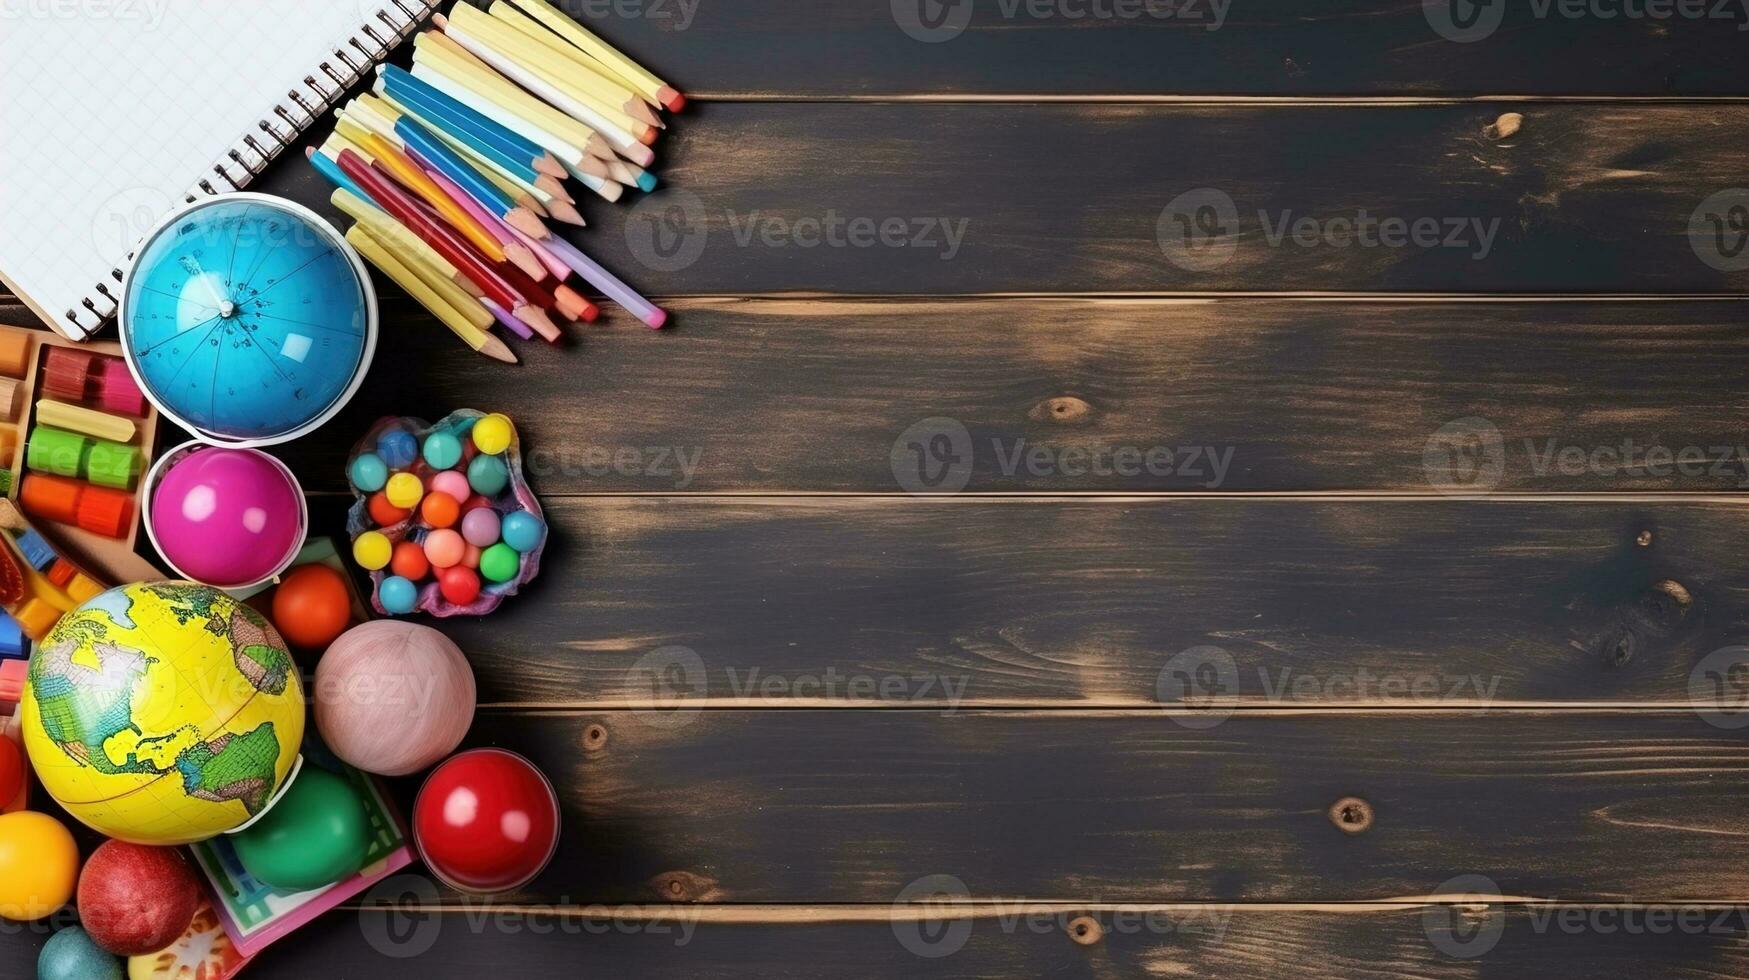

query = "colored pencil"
[380, 63, 564, 177]
[486, 0, 663, 132]
[352, 128, 508, 263]
[421, 162, 551, 284]
[347, 226, 517, 364]
[337, 148, 557, 339]
[392, 113, 548, 238]
[540, 232, 666, 328]
[507, 0, 684, 112]
[440, 9, 655, 149]
[305, 145, 369, 200]
[348, 210, 497, 333]
[481, 297, 535, 340]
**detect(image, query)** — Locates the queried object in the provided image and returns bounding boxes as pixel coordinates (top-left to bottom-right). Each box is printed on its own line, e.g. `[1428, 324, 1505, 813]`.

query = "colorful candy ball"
[348, 452, 388, 492]
[421, 492, 461, 529]
[315, 621, 476, 776]
[424, 528, 466, 569]
[414, 749, 558, 894]
[368, 491, 410, 527]
[379, 575, 419, 614]
[480, 543, 520, 584]
[377, 429, 418, 468]
[76, 841, 201, 955]
[471, 413, 514, 455]
[438, 566, 481, 605]
[149, 446, 305, 588]
[466, 454, 509, 496]
[385, 472, 424, 510]
[0, 811, 79, 921]
[38, 926, 121, 980]
[501, 511, 545, 553]
[430, 469, 470, 502]
[390, 540, 430, 580]
[423, 431, 463, 470]
[271, 563, 353, 649]
[353, 530, 393, 571]
[460, 508, 501, 547]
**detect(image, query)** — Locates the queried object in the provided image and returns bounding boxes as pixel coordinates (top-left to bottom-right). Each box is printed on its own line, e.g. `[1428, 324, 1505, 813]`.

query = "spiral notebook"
[0, 0, 440, 341]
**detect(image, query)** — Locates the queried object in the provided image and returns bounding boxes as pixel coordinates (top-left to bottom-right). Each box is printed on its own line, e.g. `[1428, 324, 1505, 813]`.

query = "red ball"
[77, 840, 202, 955]
[369, 491, 411, 527]
[421, 492, 461, 529]
[0, 735, 21, 805]
[271, 564, 353, 649]
[437, 566, 480, 605]
[459, 494, 493, 514]
[390, 540, 430, 580]
[414, 749, 559, 894]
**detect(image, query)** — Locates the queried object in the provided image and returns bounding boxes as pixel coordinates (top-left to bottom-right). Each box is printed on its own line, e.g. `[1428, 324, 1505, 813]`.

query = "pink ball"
[150, 447, 304, 587]
[315, 621, 476, 776]
[460, 508, 500, 547]
[462, 544, 481, 569]
[430, 470, 470, 501]
[423, 528, 465, 569]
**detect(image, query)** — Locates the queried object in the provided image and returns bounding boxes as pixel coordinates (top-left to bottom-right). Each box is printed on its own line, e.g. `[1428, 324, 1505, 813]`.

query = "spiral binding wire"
[66, 0, 439, 336]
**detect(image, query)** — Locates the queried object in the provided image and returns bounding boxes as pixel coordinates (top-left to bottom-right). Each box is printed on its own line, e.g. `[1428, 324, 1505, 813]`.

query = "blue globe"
[121, 194, 376, 445]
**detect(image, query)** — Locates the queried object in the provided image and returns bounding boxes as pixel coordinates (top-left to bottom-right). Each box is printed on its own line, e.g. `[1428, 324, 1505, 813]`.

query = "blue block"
[0, 613, 23, 659]
[14, 530, 54, 571]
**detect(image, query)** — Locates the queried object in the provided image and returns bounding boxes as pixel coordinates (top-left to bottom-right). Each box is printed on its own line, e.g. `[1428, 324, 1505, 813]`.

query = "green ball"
[38, 927, 122, 980]
[467, 454, 509, 496]
[479, 542, 520, 584]
[232, 765, 369, 891]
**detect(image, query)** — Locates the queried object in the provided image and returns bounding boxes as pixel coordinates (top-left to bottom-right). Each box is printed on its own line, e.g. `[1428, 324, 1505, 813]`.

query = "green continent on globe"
[143, 581, 232, 638]
[27, 640, 160, 775]
[175, 722, 282, 814]
[227, 607, 292, 695]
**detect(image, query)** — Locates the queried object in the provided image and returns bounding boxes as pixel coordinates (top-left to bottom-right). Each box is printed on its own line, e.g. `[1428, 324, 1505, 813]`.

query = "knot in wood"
[1029, 396, 1093, 424]
[1329, 797, 1374, 834]
[1067, 915, 1103, 946]
[583, 723, 609, 752]
[1484, 112, 1524, 141]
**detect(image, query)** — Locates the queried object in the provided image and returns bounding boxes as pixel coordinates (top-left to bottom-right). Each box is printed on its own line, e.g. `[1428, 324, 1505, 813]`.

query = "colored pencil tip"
[547, 198, 586, 226]
[637, 127, 658, 147]
[660, 88, 685, 112]
[580, 302, 601, 323]
[644, 307, 668, 329]
[636, 172, 658, 193]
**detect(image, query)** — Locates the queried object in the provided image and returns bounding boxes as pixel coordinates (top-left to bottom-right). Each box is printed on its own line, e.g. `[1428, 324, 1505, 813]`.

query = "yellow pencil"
[485, 0, 663, 131]
[354, 130, 508, 264]
[331, 188, 491, 308]
[506, 0, 684, 111]
[346, 225, 517, 364]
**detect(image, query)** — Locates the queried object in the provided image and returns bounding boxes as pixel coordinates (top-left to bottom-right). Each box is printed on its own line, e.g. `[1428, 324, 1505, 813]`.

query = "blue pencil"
[305, 146, 372, 202]
[379, 65, 556, 176]
[396, 116, 517, 216]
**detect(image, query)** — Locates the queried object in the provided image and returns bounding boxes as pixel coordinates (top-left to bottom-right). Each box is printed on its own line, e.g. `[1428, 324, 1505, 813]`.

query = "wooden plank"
[526, 0, 1749, 98]
[255, 102, 1749, 296]
[421, 710, 1749, 903]
[362, 496, 1747, 708]
[26, 902, 1742, 979]
[209, 296, 1749, 494]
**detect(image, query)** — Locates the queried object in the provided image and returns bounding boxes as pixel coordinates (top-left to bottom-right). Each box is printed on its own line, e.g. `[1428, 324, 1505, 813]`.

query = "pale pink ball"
[430, 470, 470, 501]
[150, 447, 303, 587]
[460, 508, 500, 547]
[315, 621, 476, 776]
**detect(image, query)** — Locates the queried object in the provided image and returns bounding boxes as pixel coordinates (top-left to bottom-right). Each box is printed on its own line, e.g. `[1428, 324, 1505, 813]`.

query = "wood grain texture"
[522, 0, 1749, 97]
[357, 496, 1749, 708]
[185, 296, 1749, 494]
[254, 102, 1749, 296]
[405, 710, 1749, 904]
[45, 902, 1749, 980]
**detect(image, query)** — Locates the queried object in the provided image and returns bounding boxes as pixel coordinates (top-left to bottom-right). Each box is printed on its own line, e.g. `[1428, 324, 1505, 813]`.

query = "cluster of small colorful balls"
[347, 413, 545, 612]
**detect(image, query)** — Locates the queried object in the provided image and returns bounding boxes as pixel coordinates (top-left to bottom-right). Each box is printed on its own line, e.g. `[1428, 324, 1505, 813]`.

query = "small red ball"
[414, 749, 559, 894]
[271, 564, 353, 649]
[369, 491, 411, 527]
[77, 840, 202, 955]
[438, 566, 481, 605]
[459, 493, 493, 514]
[390, 540, 430, 580]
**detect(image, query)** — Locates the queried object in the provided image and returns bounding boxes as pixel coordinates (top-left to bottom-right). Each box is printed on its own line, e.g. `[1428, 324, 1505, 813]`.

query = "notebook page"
[0, 0, 410, 337]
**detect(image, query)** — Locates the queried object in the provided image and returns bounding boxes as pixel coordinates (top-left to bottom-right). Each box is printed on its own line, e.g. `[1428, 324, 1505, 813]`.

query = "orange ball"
[369, 491, 411, 527]
[420, 491, 461, 529]
[270, 563, 353, 649]
[390, 540, 430, 580]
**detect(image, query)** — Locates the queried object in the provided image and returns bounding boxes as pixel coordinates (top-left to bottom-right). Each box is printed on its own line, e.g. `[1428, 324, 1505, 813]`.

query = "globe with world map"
[19, 581, 305, 845]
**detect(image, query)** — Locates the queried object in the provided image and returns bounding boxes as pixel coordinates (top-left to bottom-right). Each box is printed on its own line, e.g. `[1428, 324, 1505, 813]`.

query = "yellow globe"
[19, 582, 305, 845]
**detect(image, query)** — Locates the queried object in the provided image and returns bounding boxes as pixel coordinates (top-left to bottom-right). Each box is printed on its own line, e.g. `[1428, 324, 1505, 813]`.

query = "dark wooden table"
[7, 1, 1749, 976]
